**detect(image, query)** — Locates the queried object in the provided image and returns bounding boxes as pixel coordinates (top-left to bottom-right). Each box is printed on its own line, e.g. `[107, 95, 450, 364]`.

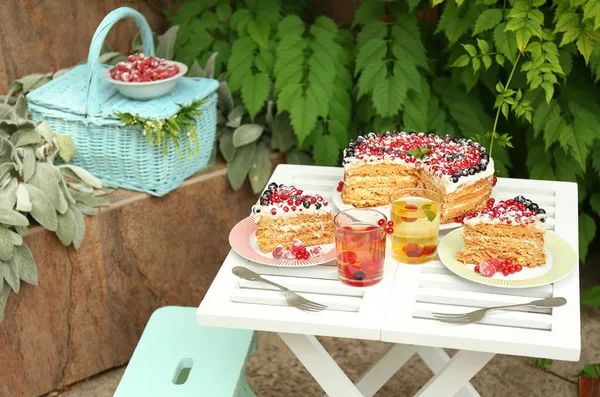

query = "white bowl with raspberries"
[104, 53, 188, 100]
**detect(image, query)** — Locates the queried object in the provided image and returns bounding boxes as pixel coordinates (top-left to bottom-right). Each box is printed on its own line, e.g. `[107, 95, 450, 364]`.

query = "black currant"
[472, 164, 481, 172]
[514, 195, 525, 203]
[267, 182, 278, 191]
[353, 271, 366, 280]
[468, 167, 476, 175]
[536, 208, 546, 215]
[451, 176, 459, 183]
[260, 198, 270, 206]
[529, 203, 539, 211]
[523, 199, 532, 207]
[315, 202, 322, 210]
[303, 200, 311, 209]
[346, 149, 355, 157]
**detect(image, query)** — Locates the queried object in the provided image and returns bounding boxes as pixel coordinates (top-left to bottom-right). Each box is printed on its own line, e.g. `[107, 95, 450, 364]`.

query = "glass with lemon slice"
[389, 188, 442, 264]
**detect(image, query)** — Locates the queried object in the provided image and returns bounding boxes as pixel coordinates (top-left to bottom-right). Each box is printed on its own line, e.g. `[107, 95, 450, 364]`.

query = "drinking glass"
[334, 208, 387, 287]
[389, 188, 442, 264]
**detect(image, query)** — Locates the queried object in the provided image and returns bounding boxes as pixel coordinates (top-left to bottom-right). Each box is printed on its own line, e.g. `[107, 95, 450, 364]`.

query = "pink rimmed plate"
[228, 216, 337, 267]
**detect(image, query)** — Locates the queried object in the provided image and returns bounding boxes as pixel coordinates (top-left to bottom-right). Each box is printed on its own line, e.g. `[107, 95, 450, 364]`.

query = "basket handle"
[86, 7, 155, 116]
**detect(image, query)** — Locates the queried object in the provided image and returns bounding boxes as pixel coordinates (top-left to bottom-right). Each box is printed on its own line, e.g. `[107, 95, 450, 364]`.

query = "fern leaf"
[372, 72, 408, 117]
[241, 72, 271, 120]
[473, 9, 503, 36]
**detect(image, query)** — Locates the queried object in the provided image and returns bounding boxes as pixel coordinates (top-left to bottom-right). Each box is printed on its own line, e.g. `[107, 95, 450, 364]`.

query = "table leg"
[278, 333, 364, 397]
[418, 347, 481, 397]
[413, 350, 494, 397]
[353, 344, 419, 397]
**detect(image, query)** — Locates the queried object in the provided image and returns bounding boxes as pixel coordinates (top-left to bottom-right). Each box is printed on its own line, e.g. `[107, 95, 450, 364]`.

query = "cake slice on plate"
[252, 182, 334, 253]
[457, 196, 547, 267]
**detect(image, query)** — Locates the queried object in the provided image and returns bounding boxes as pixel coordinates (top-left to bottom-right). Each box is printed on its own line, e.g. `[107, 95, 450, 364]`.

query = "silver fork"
[232, 266, 328, 312]
[432, 297, 567, 324]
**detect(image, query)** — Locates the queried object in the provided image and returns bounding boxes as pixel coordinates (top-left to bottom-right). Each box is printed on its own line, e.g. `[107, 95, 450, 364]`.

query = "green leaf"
[248, 141, 272, 194]
[59, 165, 102, 189]
[482, 55, 493, 69]
[579, 212, 596, 262]
[241, 72, 270, 121]
[408, 147, 432, 158]
[580, 364, 600, 378]
[357, 60, 386, 99]
[356, 39, 387, 74]
[516, 28, 532, 52]
[424, 209, 437, 221]
[4, 261, 19, 293]
[28, 163, 66, 214]
[541, 82, 554, 103]
[463, 44, 478, 57]
[277, 15, 305, 37]
[473, 9, 503, 36]
[289, 93, 319, 146]
[403, 82, 431, 132]
[576, 22, 598, 64]
[568, 101, 600, 170]
[472, 57, 481, 72]
[582, 285, 600, 307]
[10, 128, 41, 148]
[232, 124, 265, 148]
[0, 226, 14, 262]
[535, 358, 553, 369]
[271, 113, 296, 152]
[0, 282, 10, 322]
[452, 54, 471, 67]
[352, 1, 385, 27]
[227, 142, 256, 190]
[391, 15, 430, 71]
[494, 23, 518, 64]
[0, 178, 17, 210]
[477, 38, 490, 53]
[590, 192, 600, 217]
[25, 184, 57, 231]
[285, 150, 314, 165]
[72, 208, 85, 249]
[70, 191, 108, 208]
[56, 134, 77, 162]
[247, 20, 270, 49]
[372, 73, 407, 117]
[313, 134, 339, 166]
[0, 207, 28, 227]
[219, 130, 236, 162]
[56, 206, 76, 246]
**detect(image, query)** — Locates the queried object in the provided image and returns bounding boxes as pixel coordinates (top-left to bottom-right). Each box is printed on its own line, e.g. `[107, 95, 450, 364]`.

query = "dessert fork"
[432, 297, 567, 324]
[232, 266, 328, 312]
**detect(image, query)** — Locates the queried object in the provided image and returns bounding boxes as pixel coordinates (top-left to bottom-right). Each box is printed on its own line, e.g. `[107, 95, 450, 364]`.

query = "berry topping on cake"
[463, 195, 546, 230]
[343, 132, 491, 182]
[272, 245, 285, 259]
[253, 182, 331, 219]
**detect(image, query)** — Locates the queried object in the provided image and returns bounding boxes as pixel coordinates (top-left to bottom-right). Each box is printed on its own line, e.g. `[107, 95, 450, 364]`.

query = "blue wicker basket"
[26, 7, 219, 196]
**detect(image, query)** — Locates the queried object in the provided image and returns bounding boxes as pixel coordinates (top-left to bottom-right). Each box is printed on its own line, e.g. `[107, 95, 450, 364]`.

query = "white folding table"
[197, 164, 581, 397]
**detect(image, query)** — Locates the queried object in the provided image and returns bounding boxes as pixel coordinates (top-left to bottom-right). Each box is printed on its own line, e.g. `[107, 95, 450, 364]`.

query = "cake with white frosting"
[457, 196, 547, 267]
[341, 132, 495, 223]
[252, 182, 334, 252]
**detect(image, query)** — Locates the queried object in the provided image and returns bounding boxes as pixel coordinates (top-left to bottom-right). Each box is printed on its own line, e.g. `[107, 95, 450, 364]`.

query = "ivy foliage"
[168, 0, 600, 262]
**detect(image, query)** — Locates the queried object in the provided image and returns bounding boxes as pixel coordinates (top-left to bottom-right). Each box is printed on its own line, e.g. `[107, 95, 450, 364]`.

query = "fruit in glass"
[390, 188, 442, 264]
[334, 209, 387, 287]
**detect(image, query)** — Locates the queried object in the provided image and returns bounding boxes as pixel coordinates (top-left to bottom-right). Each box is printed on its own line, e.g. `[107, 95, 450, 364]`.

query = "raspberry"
[478, 260, 496, 277]
[272, 245, 285, 259]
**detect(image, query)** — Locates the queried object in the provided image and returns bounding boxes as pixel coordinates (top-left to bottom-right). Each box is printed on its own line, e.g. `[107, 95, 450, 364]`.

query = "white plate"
[331, 185, 461, 230]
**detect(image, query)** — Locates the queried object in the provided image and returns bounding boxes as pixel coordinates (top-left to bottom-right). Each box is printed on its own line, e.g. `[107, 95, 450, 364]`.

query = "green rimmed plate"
[438, 227, 577, 288]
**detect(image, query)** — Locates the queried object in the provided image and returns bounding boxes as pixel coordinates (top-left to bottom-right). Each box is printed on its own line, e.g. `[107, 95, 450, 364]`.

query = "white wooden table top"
[197, 164, 581, 361]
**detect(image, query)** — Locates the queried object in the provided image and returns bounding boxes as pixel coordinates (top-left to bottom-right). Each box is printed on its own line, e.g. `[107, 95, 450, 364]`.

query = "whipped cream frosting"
[463, 196, 547, 231]
[252, 182, 331, 221]
[342, 131, 494, 194]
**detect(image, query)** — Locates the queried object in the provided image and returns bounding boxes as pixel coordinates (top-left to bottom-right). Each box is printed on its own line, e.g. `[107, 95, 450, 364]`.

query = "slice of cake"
[457, 196, 547, 267]
[252, 182, 335, 252]
[341, 132, 495, 223]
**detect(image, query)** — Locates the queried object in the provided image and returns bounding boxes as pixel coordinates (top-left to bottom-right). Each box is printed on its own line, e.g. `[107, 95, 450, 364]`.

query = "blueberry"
[268, 182, 278, 191]
[481, 163, 487, 171]
[482, 153, 489, 161]
[472, 164, 481, 172]
[368, 132, 377, 139]
[279, 183, 286, 188]
[353, 271, 366, 280]
[409, 131, 417, 136]
[473, 142, 481, 148]
[346, 149, 355, 157]
[315, 202, 322, 210]
[451, 176, 459, 183]
[529, 203, 539, 211]
[261, 191, 272, 200]
[348, 141, 357, 149]
[356, 136, 366, 143]
[303, 200, 311, 209]
[461, 169, 469, 176]
[467, 139, 473, 146]
[428, 133, 435, 137]
[468, 167, 476, 175]
[536, 208, 546, 215]
[260, 198, 270, 205]
[514, 195, 524, 202]
[253, 207, 262, 214]
[540, 216, 546, 223]
[523, 199, 532, 207]
[384, 131, 391, 137]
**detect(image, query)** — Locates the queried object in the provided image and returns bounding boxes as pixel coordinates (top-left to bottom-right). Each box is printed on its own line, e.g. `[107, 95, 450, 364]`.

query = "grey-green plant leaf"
[56, 134, 77, 162]
[187, 60, 204, 77]
[272, 113, 296, 152]
[13, 96, 28, 119]
[0, 163, 15, 182]
[248, 141, 272, 193]
[0, 226, 14, 262]
[74, 202, 97, 216]
[0, 178, 17, 210]
[14, 225, 27, 236]
[219, 130, 236, 162]
[228, 142, 256, 190]
[285, 150, 314, 165]
[233, 124, 264, 147]
[22, 147, 36, 182]
[0, 282, 11, 321]
[17, 74, 51, 93]
[58, 165, 102, 189]
[34, 122, 57, 150]
[13, 244, 36, 285]
[3, 261, 19, 293]
[218, 81, 234, 114]
[156, 25, 179, 60]
[226, 105, 247, 128]
[56, 206, 76, 246]
[70, 191, 109, 207]
[0, 207, 28, 226]
[29, 163, 65, 213]
[10, 128, 42, 147]
[72, 208, 85, 249]
[266, 100, 275, 126]
[25, 184, 57, 231]
[98, 51, 123, 64]
[203, 52, 218, 79]
[9, 230, 22, 246]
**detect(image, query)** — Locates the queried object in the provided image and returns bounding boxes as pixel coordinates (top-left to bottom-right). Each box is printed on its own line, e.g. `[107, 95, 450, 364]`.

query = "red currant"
[310, 197, 317, 204]
[287, 199, 293, 205]
[377, 219, 385, 226]
[336, 186, 343, 192]
[504, 258, 513, 265]
[515, 264, 523, 272]
[385, 227, 394, 234]
[291, 206, 296, 211]
[297, 190, 303, 195]
[508, 266, 516, 274]
[271, 209, 276, 215]
[283, 206, 289, 212]
[492, 176, 498, 186]
[502, 269, 510, 276]
[487, 198, 495, 208]
[474, 265, 480, 273]
[387, 221, 394, 227]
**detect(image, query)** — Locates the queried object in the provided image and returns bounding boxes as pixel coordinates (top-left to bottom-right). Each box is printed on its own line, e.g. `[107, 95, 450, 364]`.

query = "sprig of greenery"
[115, 99, 204, 159]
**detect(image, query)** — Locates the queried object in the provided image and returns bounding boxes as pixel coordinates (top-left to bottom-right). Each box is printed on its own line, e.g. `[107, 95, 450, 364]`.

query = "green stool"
[114, 306, 257, 397]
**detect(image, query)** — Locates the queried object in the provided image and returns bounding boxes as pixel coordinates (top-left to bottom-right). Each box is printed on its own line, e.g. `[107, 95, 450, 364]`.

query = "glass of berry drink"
[334, 209, 387, 287]
[390, 188, 442, 264]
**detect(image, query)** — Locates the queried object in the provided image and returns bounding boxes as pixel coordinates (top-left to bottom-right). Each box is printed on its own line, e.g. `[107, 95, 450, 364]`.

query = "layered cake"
[457, 196, 547, 267]
[252, 182, 335, 252]
[341, 132, 495, 223]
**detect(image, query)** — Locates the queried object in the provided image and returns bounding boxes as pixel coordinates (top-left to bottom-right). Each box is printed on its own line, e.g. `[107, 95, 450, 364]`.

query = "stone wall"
[0, 163, 262, 397]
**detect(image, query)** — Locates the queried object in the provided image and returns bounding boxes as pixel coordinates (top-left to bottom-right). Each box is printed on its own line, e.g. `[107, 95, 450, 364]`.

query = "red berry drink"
[334, 209, 387, 287]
